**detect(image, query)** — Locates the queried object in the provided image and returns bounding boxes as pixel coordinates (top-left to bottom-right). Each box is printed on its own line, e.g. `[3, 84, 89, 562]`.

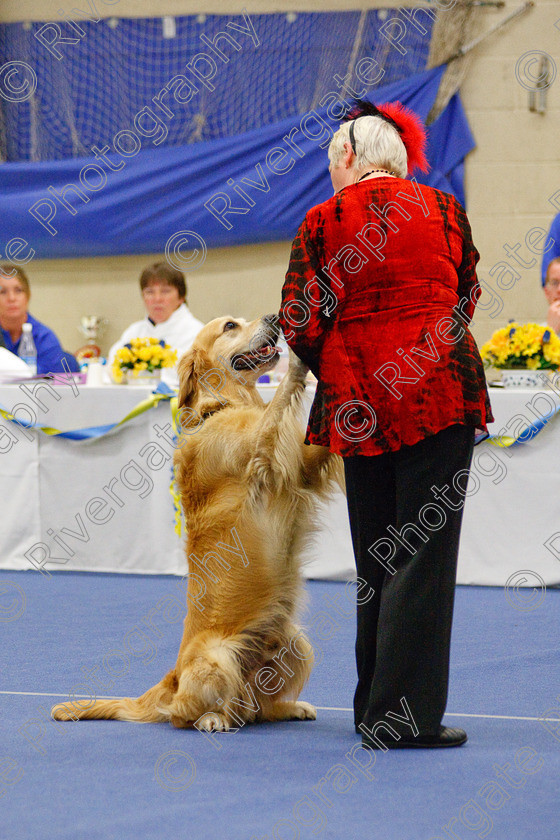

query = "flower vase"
[500, 369, 552, 389]
[124, 368, 162, 388]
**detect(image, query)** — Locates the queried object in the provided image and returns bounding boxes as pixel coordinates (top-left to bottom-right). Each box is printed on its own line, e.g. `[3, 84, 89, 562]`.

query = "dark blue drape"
[0, 10, 434, 161]
[0, 65, 475, 259]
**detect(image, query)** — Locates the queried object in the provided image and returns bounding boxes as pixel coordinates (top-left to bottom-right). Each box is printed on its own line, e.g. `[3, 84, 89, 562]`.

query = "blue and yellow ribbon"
[487, 404, 560, 448]
[0, 381, 177, 441]
[4, 379, 559, 450]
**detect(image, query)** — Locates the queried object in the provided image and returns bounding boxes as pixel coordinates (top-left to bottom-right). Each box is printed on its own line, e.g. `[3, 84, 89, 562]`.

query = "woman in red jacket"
[278, 101, 493, 750]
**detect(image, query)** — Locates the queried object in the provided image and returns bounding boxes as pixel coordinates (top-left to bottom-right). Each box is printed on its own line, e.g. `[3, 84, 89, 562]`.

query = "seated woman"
[107, 262, 204, 378]
[0, 265, 80, 375]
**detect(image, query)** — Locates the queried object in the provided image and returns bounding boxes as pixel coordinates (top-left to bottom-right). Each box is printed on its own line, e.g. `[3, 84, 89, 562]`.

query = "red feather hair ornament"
[344, 99, 429, 175]
[378, 101, 429, 175]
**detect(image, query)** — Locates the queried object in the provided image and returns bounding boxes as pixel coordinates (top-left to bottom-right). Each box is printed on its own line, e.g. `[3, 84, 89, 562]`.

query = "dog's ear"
[177, 346, 211, 408]
[177, 349, 198, 409]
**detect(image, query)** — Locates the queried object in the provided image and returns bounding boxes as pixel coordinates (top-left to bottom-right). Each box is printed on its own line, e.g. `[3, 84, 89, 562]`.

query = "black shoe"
[361, 725, 467, 750]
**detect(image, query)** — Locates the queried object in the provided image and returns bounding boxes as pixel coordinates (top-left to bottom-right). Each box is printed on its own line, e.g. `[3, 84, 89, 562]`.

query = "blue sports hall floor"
[1, 570, 559, 840]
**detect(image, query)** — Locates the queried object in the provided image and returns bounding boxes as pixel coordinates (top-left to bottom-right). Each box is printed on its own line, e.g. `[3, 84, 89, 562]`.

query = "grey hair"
[328, 116, 408, 179]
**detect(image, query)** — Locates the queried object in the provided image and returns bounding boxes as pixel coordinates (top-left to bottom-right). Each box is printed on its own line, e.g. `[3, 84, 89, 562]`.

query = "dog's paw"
[195, 711, 232, 732]
[287, 350, 309, 382]
[292, 701, 317, 721]
[259, 700, 317, 723]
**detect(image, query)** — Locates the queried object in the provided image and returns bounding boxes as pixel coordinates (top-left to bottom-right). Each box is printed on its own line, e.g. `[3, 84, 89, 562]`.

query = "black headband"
[346, 101, 402, 156]
[349, 119, 357, 155]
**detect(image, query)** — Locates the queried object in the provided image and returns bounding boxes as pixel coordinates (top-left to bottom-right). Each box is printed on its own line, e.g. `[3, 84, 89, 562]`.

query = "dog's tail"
[51, 671, 177, 723]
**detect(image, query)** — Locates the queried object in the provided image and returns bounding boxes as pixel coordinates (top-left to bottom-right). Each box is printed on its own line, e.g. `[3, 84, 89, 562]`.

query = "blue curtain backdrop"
[0, 65, 475, 259]
[0, 10, 434, 161]
[0, 10, 476, 258]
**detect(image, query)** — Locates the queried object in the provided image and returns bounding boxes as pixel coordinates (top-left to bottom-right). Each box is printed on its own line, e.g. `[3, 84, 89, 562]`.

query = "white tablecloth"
[459, 385, 560, 586]
[0, 380, 558, 585]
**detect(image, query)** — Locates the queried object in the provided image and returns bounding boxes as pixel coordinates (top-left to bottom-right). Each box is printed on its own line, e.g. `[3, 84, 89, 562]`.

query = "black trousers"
[343, 424, 475, 736]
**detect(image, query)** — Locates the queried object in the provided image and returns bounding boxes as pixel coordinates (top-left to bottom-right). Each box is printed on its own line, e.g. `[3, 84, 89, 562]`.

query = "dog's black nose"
[263, 313, 279, 326]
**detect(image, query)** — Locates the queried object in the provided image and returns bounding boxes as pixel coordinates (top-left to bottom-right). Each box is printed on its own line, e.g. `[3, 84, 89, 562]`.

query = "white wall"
[461, 0, 560, 344]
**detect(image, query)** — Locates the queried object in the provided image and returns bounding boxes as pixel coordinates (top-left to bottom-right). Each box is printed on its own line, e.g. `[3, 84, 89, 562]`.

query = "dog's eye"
[223, 321, 238, 332]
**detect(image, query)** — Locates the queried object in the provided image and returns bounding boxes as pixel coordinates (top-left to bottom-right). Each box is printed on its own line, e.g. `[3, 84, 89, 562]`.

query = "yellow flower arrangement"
[480, 322, 560, 371]
[112, 337, 177, 383]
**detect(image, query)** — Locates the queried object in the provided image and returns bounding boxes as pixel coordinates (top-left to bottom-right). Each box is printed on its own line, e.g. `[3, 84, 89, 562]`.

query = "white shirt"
[108, 303, 204, 385]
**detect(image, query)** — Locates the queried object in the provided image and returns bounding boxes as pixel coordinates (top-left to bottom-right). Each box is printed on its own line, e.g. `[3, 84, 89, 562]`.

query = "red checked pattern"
[278, 177, 494, 456]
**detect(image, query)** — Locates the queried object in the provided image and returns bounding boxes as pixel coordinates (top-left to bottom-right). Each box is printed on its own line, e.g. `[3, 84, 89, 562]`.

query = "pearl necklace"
[357, 168, 396, 182]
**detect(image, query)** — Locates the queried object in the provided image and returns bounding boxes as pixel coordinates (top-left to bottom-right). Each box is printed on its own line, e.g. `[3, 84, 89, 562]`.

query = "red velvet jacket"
[278, 177, 493, 457]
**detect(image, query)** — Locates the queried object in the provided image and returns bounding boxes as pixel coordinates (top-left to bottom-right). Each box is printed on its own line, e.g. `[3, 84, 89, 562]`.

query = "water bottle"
[19, 322, 37, 375]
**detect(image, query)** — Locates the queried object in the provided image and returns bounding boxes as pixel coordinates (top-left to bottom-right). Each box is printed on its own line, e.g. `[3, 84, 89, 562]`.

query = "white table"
[0, 380, 558, 586]
[459, 384, 560, 586]
[0, 381, 353, 580]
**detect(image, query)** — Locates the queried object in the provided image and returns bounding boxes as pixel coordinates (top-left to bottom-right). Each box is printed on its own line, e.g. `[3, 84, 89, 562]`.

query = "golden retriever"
[52, 314, 343, 731]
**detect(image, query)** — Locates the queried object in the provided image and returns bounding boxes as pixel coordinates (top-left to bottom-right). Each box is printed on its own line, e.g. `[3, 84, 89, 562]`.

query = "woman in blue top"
[0, 265, 79, 375]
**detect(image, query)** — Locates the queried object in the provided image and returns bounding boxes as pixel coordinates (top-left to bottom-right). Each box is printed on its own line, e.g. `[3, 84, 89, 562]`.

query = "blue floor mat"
[1, 571, 559, 840]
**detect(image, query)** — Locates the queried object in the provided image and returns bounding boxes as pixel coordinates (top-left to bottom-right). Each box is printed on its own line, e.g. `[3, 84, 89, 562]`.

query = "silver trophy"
[78, 316, 106, 343]
[77, 316, 107, 362]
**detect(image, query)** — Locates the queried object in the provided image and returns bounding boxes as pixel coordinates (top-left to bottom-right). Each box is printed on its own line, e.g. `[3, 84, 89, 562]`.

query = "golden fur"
[52, 315, 343, 731]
